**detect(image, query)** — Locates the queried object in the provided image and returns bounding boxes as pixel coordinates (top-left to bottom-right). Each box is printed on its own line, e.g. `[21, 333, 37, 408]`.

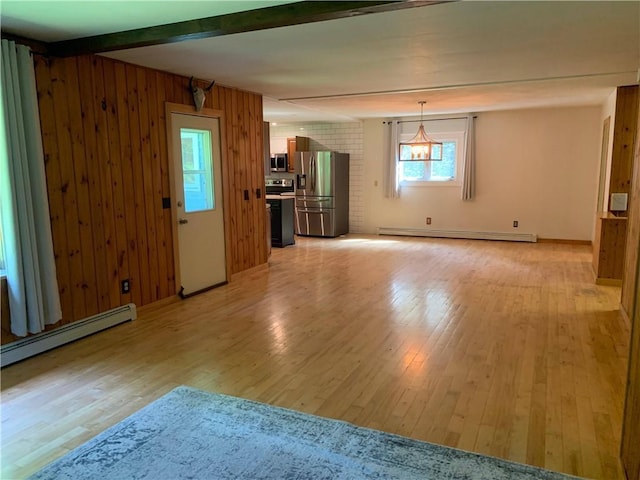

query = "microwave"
[270, 153, 288, 172]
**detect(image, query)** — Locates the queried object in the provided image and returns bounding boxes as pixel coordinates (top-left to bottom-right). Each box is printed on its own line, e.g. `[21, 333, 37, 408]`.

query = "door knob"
[178, 218, 188, 225]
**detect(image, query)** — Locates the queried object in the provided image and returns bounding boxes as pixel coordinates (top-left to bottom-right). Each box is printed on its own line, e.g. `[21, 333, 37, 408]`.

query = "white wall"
[269, 122, 365, 232]
[599, 90, 618, 213]
[362, 106, 602, 241]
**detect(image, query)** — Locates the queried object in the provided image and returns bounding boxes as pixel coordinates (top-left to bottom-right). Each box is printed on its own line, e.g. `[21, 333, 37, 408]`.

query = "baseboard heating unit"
[378, 227, 537, 243]
[1, 303, 136, 367]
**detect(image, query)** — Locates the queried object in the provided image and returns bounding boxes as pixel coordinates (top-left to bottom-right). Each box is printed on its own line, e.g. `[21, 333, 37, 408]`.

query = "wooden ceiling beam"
[48, 0, 451, 57]
[1, 31, 49, 55]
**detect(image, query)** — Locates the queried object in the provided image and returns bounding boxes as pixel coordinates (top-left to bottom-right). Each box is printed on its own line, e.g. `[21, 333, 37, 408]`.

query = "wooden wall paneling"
[211, 84, 221, 110]
[147, 70, 169, 300]
[136, 67, 160, 303]
[20, 56, 267, 347]
[162, 74, 177, 292]
[76, 55, 110, 313]
[250, 93, 266, 264]
[248, 93, 259, 264]
[242, 92, 253, 271]
[257, 94, 267, 264]
[91, 57, 121, 310]
[64, 57, 100, 316]
[236, 91, 250, 272]
[101, 57, 131, 307]
[622, 98, 640, 319]
[49, 57, 86, 320]
[224, 88, 240, 273]
[216, 104, 233, 282]
[595, 216, 628, 282]
[1, 277, 9, 342]
[113, 61, 142, 308]
[125, 64, 152, 305]
[253, 93, 265, 264]
[622, 269, 640, 480]
[34, 56, 73, 325]
[620, 94, 640, 480]
[153, 72, 173, 295]
[227, 88, 240, 272]
[180, 76, 191, 106]
[609, 85, 639, 210]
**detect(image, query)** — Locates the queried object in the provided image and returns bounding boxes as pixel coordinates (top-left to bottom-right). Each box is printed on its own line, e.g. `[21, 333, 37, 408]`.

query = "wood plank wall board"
[65, 58, 100, 316]
[125, 64, 152, 306]
[102, 57, 131, 308]
[597, 218, 628, 280]
[136, 67, 161, 304]
[622, 273, 640, 480]
[114, 61, 143, 308]
[1, 54, 266, 345]
[609, 85, 639, 211]
[161, 74, 177, 293]
[622, 96, 640, 320]
[93, 56, 124, 311]
[34, 56, 74, 322]
[76, 56, 110, 313]
[149, 72, 170, 300]
[224, 88, 240, 272]
[620, 97, 640, 480]
[49, 57, 87, 321]
[0, 277, 9, 342]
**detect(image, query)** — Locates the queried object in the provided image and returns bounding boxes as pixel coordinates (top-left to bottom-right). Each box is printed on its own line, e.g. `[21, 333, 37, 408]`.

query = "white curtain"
[1, 39, 62, 336]
[384, 121, 400, 198]
[462, 114, 476, 201]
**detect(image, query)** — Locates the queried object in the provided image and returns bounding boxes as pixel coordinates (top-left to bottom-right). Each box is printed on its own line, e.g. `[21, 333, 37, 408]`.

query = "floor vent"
[1, 304, 136, 367]
[378, 228, 537, 243]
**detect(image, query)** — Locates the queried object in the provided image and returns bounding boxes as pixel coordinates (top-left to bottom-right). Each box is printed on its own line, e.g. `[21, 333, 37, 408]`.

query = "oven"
[266, 178, 295, 247]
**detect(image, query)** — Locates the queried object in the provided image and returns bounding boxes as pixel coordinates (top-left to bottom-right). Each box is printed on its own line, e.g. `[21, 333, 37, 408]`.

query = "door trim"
[165, 102, 231, 295]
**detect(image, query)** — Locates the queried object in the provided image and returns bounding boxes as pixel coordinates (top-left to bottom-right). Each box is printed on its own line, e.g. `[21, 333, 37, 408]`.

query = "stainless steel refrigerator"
[295, 151, 349, 237]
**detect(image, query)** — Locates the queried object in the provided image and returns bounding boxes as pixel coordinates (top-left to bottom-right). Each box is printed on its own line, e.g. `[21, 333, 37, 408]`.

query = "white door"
[171, 113, 226, 296]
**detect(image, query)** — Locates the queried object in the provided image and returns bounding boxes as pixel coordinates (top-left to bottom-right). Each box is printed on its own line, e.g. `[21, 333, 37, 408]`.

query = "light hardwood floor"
[1, 235, 630, 479]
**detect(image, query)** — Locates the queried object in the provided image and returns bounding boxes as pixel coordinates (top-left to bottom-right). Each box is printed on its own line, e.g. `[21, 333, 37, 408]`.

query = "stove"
[265, 178, 295, 247]
[265, 178, 294, 196]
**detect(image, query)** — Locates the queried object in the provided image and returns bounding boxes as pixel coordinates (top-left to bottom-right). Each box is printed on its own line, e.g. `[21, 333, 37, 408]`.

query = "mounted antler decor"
[188, 77, 215, 112]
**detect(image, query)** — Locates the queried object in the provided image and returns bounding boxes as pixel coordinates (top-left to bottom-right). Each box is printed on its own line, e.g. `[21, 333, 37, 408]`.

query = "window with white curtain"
[398, 131, 465, 185]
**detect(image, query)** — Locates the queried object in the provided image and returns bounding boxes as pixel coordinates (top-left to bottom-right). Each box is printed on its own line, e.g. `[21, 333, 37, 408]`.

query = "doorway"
[168, 110, 226, 297]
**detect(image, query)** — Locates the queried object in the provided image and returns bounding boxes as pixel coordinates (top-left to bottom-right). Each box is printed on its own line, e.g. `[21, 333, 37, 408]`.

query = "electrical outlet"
[513, 220, 519, 228]
[121, 279, 130, 294]
[426, 217, 432, 225]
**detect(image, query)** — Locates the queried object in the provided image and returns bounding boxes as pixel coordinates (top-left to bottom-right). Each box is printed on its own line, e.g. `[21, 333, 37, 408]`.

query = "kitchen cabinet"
[287, 136, 310, 172]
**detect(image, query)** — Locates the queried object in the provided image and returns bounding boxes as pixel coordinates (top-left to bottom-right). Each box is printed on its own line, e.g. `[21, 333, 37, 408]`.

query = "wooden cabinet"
[286, 136, 309, 172]
[593, 85, 638, 284]
[592, 213, 628, 284]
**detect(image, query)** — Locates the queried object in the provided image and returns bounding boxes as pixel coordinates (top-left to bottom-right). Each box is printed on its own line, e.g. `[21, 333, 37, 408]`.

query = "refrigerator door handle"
[296, 209, 329, 214]
[310, 155, 316, 193]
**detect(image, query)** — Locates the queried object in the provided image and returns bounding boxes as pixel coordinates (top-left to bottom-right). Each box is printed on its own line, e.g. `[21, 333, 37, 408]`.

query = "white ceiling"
[2, 1, 639, 123]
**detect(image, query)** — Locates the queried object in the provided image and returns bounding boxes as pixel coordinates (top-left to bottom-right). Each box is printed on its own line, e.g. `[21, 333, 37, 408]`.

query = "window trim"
[398, 131, 465, 187]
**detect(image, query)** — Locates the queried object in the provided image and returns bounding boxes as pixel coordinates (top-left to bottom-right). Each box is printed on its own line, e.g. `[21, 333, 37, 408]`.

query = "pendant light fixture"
[399, 101, 442, 161]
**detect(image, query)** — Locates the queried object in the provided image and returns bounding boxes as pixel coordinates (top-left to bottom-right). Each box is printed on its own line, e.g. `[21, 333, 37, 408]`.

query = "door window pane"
[180, 128, 214, 212]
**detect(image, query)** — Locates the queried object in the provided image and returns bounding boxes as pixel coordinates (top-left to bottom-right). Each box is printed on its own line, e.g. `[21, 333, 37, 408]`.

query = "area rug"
[30, 386, 580, 480]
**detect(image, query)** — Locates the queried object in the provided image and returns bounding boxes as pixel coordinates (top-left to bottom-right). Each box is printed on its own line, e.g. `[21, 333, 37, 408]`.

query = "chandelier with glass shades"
[399, 101, 443, 161]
